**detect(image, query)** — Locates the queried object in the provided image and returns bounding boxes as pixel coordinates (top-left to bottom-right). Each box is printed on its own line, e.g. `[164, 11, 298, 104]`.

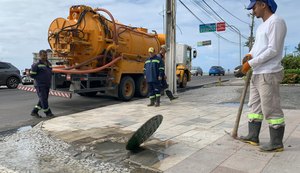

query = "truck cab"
[176, 43, 196, 88]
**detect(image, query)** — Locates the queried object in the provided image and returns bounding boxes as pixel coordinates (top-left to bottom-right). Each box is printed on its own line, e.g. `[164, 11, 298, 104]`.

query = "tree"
[295, 43, 300, 53]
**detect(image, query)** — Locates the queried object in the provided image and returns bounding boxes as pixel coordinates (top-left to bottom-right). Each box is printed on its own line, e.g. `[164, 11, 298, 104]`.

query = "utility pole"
[229, 25, 242, 65]
[165, 0, 177, 94]
[249, 14, 255, 51]
[218, 35, 220, 66]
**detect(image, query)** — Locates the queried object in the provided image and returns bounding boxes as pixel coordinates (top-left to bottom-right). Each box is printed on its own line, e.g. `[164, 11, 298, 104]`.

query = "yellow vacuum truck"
[20, 5, 196, 100]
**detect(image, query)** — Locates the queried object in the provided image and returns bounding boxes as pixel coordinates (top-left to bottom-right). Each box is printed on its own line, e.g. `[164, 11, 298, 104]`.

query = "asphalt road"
[0, 74, 234, 132]
[0, 87, 123, 132]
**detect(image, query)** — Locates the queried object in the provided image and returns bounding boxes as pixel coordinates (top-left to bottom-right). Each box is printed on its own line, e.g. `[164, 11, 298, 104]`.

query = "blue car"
[209, 66, 225, 76]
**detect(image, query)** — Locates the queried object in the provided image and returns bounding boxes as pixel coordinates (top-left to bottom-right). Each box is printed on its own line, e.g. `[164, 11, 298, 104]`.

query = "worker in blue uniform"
[144, 47, 164, 107]
[30, 50, 54, 118]
[157, 45, 177, 101]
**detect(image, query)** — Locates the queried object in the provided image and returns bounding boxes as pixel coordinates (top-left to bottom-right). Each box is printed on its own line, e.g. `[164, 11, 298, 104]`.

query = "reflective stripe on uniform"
[248, 113, 264, 120]
[155, 94, 161, 97]
[35, 105, 41, 110]
[30, 71, 37, 74]
[38, 64, 46, 67]
[152, 60, 160, 63]
[145, 60, 151, 64]
[268, 118, 285, 125]
[159, 67, 165, 70]
[149, 95, 155, 99]
[43, 108, 50, 112]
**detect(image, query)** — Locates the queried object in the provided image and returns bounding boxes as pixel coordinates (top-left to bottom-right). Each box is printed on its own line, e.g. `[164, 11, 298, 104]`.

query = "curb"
[178, 79, 230, 92]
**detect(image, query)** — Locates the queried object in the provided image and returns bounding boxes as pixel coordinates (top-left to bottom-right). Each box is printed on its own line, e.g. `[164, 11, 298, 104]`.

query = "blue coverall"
[30, 60, 53, 116]
[157, 53, 168, 89]
[144, 55, 165, 99]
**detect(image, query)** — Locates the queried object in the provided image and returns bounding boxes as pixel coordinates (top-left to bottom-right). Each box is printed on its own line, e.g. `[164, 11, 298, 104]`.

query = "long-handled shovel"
[226, 71, 252, 139]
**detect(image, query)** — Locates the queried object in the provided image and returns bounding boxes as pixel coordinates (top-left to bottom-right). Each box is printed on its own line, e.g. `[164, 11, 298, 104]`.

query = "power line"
[191, 0, 219, 22]
[212, 0, 250, 25]
[199, 0, 248, 39]
[178, 0, 238, 44]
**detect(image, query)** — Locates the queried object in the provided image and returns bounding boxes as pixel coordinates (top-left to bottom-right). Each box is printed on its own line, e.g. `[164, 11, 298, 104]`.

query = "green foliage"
[282, 56, 300, 84]
[285, 69, 300, 74]
[282, 56, 300, 69]
[282, 72, 300, 84]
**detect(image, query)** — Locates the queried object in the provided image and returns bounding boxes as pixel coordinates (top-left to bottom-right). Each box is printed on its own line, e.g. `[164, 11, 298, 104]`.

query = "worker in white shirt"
[235, 0, 287, 152]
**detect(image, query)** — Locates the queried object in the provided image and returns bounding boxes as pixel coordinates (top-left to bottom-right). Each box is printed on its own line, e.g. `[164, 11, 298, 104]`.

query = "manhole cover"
[126, 115, 163, 150]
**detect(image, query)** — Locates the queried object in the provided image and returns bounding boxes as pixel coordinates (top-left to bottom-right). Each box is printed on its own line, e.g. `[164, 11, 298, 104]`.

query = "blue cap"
[247, 0, 277, 13]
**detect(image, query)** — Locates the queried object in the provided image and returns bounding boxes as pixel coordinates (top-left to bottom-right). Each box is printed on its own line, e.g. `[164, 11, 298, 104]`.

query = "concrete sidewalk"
[41, 78, 300, 173]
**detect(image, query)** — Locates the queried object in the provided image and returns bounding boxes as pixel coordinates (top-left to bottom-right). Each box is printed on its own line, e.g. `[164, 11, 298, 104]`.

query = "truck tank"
[45, 5, 167, 100]
[48, 5, 165, 72]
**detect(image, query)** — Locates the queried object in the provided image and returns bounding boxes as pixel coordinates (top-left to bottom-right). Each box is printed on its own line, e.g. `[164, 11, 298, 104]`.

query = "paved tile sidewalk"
[41, 80, 300, 173]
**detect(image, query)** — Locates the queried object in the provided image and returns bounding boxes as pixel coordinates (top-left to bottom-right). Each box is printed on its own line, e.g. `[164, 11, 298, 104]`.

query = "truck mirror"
[193, 50, 197, 58]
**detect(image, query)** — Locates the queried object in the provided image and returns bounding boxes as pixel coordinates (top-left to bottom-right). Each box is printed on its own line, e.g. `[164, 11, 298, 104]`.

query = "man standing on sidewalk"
[237, 0, 287, 152]
[30, 50, 54, 118]
[144, 47, 164, 107]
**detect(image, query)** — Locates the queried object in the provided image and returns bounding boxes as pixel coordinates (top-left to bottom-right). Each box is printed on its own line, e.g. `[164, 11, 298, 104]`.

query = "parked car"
[191, 66, 203, 76]
[21, 69, 34, 85]
[233, 65, 243, 77]
[0, 61, 21, 88]
[209, 66, 225, 76]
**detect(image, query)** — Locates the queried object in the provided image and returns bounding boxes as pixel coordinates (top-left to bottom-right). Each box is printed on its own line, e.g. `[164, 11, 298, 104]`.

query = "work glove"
[235, 54, 251, 75]
[241, 61, 251, 74]
[242, 54, 252, 64]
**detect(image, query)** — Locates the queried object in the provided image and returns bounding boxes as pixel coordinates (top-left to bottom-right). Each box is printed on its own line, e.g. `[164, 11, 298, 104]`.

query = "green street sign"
[197, 40, 211, 47]
[199, 23, 216, 33]
[197, 42, 203, 47]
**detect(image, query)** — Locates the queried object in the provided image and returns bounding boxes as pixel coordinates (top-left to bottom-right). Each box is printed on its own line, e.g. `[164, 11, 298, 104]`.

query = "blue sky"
[0, 0, 299, 72]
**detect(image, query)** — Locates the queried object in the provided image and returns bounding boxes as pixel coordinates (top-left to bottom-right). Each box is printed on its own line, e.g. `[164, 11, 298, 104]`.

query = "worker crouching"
[144, 47, 165, 107]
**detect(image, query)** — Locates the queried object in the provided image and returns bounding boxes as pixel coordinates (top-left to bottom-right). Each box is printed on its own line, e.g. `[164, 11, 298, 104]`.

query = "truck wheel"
[118, 76, 135, 101]
[6, 76, 20, 89]
[135, 76, 148, 97]
[179, 73, 188, 88]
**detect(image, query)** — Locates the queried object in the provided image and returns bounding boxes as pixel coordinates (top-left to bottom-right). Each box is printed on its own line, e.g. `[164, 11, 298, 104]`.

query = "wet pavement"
[1, 78, 300, 173]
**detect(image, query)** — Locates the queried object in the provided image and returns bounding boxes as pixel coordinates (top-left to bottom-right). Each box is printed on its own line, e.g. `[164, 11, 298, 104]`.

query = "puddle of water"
[92, 141, 129, 163]
[129, 148, 168, 166]
[74, 138, 174, 173]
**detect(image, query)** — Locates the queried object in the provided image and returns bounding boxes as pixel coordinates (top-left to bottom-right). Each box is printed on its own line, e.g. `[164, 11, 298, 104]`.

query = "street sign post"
[199, 23, 216, 33]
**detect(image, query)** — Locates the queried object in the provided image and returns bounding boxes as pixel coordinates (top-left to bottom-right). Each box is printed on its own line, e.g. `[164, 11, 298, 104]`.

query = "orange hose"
[53, 65, 66, 69]
[57, 55, 105, 70]
[52, 56, 121, 74]
[94, 8, 118, 45]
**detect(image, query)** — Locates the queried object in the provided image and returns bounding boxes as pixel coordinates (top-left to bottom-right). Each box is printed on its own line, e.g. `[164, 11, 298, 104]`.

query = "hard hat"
[148, 47, 155, 53]
[160, 45, 167, 50]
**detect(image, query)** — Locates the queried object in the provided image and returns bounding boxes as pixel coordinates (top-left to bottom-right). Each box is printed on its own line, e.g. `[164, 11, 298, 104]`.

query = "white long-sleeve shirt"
[248, 14, 287, 74]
